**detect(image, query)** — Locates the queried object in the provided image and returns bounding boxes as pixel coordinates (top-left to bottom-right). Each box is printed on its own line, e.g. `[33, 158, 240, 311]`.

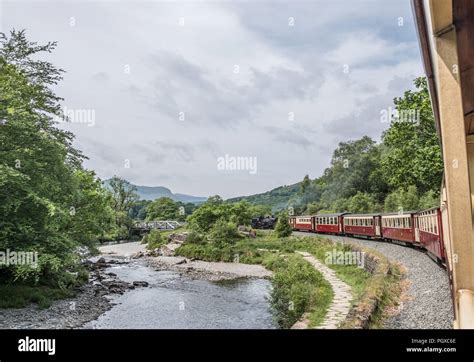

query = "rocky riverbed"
[0, 257, 145, 329]
[0, 241, 273, 329]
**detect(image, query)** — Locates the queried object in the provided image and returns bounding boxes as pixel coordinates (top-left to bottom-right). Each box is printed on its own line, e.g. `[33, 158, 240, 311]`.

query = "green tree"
[319, 136, 386, 207]
[381, 77, 443, 194]
[300, 175, 310, 194]
[274, 211, 292, 237]
[384, 186, 420, 212]
[187, 196, 227, 232]
[229, 201, 253, 226]
[146, 197, 179, 221]
[249, 204, 273, 217]
[0, 30, 113, 285]
[208, 219, 240, 247]
[346, 192, 378, 213]
[419, 190, 439, 210]
[305, 202, 320, 215]
[107, 176, 139, 235]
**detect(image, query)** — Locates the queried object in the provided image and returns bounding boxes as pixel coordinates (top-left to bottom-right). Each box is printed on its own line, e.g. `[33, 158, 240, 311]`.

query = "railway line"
[293, 231, 453, 329]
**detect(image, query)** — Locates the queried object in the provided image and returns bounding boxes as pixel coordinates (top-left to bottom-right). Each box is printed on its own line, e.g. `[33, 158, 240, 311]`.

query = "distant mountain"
[103, 179, 207, 204]
[227, 182, 301, 211]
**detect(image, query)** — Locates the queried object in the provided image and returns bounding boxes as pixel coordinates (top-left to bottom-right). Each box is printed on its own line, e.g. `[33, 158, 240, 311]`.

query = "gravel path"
[294, 231, 454, 329]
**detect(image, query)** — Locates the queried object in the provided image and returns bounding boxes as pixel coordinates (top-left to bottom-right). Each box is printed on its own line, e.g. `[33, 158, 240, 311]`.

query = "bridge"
[133, 220, 186, 231]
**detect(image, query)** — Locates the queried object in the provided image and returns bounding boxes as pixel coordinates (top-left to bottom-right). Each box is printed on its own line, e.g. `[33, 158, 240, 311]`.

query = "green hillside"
[227, 183, 301, 211]
[103, 179, 207, 203]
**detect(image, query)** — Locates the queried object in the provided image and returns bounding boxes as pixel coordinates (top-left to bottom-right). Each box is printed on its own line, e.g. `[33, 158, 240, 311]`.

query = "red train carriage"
[291, 215, 314, 231]
[315, 213, 347, 234]
[415, 207, 445, 261]
[343, 214, 381, 238]
[381, 211, 418, 244]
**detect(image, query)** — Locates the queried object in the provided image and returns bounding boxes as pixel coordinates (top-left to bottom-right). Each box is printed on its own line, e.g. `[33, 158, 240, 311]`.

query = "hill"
[227, 183, 301, 211]
[103, 179, 207, 204]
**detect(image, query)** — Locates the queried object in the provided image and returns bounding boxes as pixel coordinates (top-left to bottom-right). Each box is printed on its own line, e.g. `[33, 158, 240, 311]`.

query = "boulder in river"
[132, 281, 149, 287]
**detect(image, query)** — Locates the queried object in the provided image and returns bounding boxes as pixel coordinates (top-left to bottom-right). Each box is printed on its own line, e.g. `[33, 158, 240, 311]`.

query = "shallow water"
[84, 261, 276, 329]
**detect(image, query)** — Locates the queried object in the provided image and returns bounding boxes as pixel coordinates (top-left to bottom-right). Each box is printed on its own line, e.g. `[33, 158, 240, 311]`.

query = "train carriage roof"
[381, 211, 418, 216]
[343, 213, 381, 217]
[315, 212, 349, 217]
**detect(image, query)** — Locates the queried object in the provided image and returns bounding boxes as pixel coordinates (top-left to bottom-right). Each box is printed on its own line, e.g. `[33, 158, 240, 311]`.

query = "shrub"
[274, 212, 292, 237]
[265, 254, 329, 328]
[142, 230, 166, 250]
[186, 230, 206, 244]
[176, 243, 233, 262]
[209, 219, 240, 246]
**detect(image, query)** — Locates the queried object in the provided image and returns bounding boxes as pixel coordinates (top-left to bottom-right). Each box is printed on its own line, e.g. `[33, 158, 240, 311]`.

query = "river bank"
[0, 276, 112, 329]
[0, 241, 274, 329]
[104, 240, 273, 281]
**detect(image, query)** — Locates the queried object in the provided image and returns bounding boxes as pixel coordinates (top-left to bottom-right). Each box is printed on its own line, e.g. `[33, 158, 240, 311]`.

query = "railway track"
[293, 231, 453, 329]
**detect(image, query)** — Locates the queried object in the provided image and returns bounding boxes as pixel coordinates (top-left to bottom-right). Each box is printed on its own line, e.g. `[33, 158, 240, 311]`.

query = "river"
[84, 260, 276, 329]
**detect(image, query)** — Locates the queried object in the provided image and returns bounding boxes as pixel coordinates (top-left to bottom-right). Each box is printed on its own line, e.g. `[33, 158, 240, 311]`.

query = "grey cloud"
[92, 72, 110, 82]
[263, 126, 312, 148]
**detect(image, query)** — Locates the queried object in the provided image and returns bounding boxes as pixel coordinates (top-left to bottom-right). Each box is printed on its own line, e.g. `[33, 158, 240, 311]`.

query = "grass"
[0, 284, 75, 309]
[366, 262, 405, 328]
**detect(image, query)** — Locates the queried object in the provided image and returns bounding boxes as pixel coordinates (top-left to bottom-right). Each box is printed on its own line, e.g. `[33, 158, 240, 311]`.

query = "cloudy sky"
[1, 0, 423, 199]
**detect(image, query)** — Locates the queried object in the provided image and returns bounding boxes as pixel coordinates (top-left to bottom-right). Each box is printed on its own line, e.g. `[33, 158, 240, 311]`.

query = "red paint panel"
[419, 230, 444, 260]
[295, 223, 312, 231]
[382, 227, 415, 243]
[316, 224, 339, 233]
[344, 225, 376, 237]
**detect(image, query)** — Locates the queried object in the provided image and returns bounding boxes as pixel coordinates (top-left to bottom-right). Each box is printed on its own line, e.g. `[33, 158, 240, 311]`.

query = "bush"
[186, 230, 206, 244]
[419, 190, 439, 209]
[142, 230, 166, 250]
[209, 219, 240, 246]
[264, 254, 330, 328]
[384, 185, 419, 212]
[274, 212, 292, 237]
[176, 243, 234, 262]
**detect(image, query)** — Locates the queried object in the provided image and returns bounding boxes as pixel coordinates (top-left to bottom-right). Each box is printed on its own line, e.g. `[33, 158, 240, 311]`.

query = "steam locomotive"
[251, 215, 278, 229]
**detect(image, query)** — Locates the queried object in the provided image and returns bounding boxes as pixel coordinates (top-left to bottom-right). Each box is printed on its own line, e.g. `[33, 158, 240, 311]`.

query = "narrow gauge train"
[289, 207, 445, 263]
